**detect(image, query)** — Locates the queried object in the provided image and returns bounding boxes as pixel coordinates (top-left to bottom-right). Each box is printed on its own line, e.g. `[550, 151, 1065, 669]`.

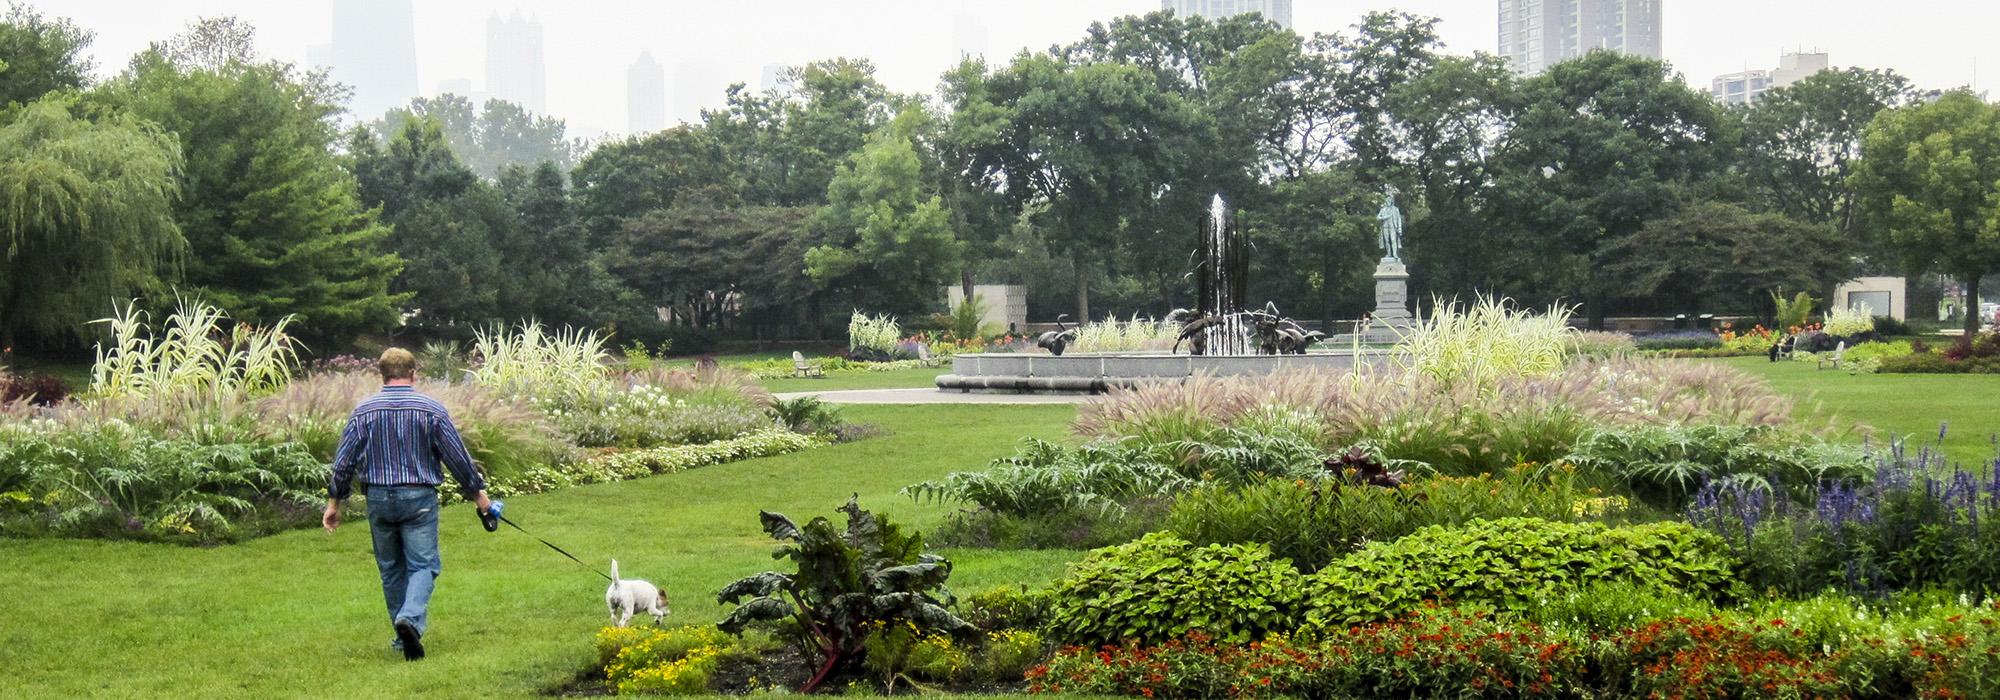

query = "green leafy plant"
[771, 396, 846, 436]
[1772, 290, 1816, 330]
[418, 340, 470, 381]
[1563, 423, 1869, 509]
[1166, 464, 1595, 571]
[1303, 518, 1743, 629]
[904, 438, 1190, 519]
[716, 496, 973, 694]
[949, 294, 993, 342]
[1044, 532, 1304, 646]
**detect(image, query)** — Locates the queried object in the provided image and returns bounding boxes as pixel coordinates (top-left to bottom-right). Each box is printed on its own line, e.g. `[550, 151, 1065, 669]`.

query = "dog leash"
[487, 506, 614, 583]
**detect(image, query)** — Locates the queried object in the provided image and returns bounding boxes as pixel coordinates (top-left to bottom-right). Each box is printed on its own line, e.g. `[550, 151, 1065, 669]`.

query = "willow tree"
[0, 97, 185, 347]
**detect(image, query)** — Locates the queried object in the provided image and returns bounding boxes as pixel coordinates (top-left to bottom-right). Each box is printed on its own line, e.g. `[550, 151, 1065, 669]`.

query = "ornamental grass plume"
[1076, 359, 1803, 476]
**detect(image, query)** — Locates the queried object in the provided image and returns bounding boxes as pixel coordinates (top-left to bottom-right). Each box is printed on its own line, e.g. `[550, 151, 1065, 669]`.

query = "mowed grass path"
[0, 404, 1076, 699]
[1716, 357, 2000, 464]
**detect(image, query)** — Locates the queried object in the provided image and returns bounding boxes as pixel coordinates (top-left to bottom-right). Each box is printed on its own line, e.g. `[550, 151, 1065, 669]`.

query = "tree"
[377, 94, 579, 178]
[494, 161, 603, 326]
[806, 107, 964, 312]
[0, 97, 184, 347]
[607, 201, 814, 334]
[1485, 51, 1726, 325]
[0, 2, 93, 106]
[349, 118, 506, 327]
[1740, 68, 1913, 247]
[104, 20, 404, 341]
[1850, 91, 2000, 334]
[703, 59, 896, 207]
[1601, 201, 1854, 317]
[951, 52, 1202, 320]
[570, 124, 737, 229]
[1245, 166, 1379, 329]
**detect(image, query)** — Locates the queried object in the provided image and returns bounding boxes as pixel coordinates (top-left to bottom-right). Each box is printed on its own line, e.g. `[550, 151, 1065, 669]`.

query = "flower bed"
[471, 429, 827, 500]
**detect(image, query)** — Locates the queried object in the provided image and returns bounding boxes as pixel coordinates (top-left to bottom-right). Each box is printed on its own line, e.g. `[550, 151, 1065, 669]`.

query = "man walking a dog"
[324, 348, 492, 661]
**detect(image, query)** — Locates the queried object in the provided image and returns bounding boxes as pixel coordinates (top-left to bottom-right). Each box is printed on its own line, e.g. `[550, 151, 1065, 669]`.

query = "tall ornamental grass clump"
[848, 311, 902, 356]
[89, 299, 299, 403]
[469, 321, 609, 400]
[1070, 314, 1177, 353]
[1391, 297, 1575, 387]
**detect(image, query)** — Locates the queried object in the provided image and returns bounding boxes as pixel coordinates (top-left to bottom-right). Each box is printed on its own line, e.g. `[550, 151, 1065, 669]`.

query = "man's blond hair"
[378, 347, 418, 381]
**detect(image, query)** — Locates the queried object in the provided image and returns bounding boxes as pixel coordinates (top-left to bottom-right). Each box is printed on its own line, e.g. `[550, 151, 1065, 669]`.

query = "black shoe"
[394, 620, 425, 661]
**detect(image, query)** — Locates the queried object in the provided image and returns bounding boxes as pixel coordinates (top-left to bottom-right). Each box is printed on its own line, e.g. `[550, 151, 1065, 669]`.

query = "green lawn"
[0, 404, 1076, 699]
[1716, 356, 2000, 464]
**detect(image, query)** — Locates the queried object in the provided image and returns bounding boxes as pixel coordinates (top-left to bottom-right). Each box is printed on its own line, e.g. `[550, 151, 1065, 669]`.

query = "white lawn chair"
[791, 351, 824, 378]
[1816, 341, 1846, 370]
[916, 344, 942, 368]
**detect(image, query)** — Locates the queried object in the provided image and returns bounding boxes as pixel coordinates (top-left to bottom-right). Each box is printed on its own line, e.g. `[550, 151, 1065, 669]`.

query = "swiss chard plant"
[716, 496, 973, 693]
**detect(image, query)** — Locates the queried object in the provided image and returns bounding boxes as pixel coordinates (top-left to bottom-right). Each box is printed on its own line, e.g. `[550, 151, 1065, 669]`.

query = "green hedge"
[1302, 517, 1742, 630]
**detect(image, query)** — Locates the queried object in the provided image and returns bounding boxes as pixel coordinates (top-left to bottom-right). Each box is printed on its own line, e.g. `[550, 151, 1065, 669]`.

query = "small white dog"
[605, 559, 670, 627]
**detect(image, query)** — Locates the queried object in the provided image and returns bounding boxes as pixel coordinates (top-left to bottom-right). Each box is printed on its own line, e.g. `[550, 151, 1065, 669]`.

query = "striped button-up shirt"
[327, 385, 487, 501]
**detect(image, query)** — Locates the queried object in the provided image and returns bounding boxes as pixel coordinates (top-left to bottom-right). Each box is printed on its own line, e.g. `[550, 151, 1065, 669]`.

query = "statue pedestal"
[1362, 259, 1413, 343]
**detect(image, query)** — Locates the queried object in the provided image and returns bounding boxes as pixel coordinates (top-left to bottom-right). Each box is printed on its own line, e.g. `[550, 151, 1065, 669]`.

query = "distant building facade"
[1712, 51, 1830, 105]
[486, 12, 547, 114]
[628, 52, 667, 134]
[312, 0, 418, 120]
[1160, 0, 1293, 29]
[1498, 0, 1662, 75]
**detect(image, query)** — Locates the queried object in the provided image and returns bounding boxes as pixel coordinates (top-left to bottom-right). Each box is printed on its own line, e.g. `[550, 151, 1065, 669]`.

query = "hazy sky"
[54, 1, 1998, 139]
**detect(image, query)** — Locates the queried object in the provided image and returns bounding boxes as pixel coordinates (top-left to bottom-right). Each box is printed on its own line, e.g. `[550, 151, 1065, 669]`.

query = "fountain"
[935, 195, 1390, 393]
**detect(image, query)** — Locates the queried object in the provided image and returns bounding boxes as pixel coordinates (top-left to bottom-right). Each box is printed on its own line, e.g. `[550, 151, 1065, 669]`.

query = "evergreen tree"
[105, 19, 404, 341]
[350, 118, 506, 327]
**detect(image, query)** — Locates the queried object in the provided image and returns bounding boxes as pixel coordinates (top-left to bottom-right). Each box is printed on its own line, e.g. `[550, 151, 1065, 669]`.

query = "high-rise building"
[1160, 0, 1293, 30]
[1498, 0, 1663, 75]
[628, 52, 667, 134]
[1711, 51, 1829, 105]
[953, 10, 990, 61]
[486, 12, 547, 114]
[313, 0, 418, 120]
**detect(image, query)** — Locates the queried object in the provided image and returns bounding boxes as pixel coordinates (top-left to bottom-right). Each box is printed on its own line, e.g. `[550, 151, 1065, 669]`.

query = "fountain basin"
[935, 350, 1387, 394]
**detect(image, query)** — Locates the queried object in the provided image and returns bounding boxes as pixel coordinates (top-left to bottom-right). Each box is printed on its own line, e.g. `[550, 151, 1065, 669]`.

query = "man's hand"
[475, 491, 493, 515]
[323, 500, 341, 532]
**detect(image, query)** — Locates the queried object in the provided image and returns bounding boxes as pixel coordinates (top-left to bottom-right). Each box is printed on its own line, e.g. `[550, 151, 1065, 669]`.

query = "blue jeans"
[365, 486, 442, 635]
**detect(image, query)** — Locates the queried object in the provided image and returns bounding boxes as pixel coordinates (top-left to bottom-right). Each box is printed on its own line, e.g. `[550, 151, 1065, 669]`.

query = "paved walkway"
[773, 388, 1096, 404]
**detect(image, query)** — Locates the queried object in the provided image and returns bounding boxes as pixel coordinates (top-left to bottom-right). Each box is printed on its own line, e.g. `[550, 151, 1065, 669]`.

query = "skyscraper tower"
[316, 0, 418, 120]
[1498, 0, 1663, 75]
[1160, 0, 1293, 30]
[628, 52, 666, 134]
[485, 12, 547, 114]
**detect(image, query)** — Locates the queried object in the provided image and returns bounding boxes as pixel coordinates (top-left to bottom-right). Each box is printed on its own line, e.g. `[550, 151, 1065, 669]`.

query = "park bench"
[791, 351, 825, 378]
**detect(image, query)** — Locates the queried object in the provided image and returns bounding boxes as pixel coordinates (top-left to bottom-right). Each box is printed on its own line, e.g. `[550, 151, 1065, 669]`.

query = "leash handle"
[498, 513, 614, 583]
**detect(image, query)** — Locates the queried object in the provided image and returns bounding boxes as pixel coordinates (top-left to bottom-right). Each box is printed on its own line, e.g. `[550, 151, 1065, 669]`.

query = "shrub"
[1302, 518, 1742, 629]
[1166, 464, 1596, 571]
[1044, 532, 1304, 646]
[959, 586, 1051, 633]
[950, 294, 994, 341]
[863, 623, 971, 690]
[1688, 441, 2000, 597]
[1632, 329, 1724, 350]
[770, 396, 846, 437]
[0, 371, 69, 405]
[1391, 297, 1577, 386]
[975, 629, 1046, 683]
[1773, 290, 1816, 330]
[1873, 315, 1913, 336]
[716, 497, 973, 694]
[1564, 424, 1869, 510]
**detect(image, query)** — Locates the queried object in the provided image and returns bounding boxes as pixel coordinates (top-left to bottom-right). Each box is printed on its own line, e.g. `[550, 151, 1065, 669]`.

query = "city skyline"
[1160, 0, 1294, 30]
[57, 1, 1998, 139]
[627, 52, 665, 135]
[1499, 0, 1663, 75]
